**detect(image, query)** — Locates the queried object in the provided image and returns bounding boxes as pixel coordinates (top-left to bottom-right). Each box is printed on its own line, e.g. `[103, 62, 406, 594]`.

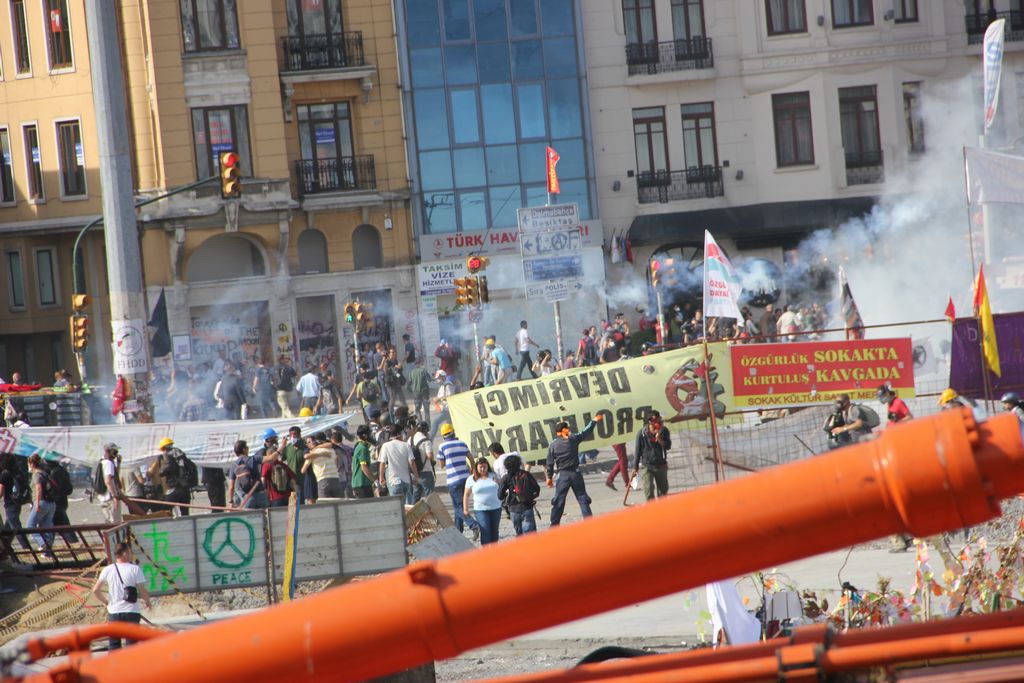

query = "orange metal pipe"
[17, 409, 1024, 683]
[25, 623, 166, 660]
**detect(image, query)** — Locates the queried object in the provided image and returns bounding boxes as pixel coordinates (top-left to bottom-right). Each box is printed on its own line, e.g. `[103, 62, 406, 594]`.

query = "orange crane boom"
[13, 408, 1024, 683]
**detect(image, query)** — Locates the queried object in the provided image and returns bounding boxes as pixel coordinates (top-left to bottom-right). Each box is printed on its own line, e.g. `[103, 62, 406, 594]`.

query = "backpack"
[360, 380, 380, 403]
[507, 469, 540, 508]
[50, 463, 73, 498]
[410, 438, 425, 475]
[234, 456, 257, 494]
[855, 404, 881, 430]
[582, 337, 597, 363]
[40, 470, 61, 503]
[92, 462, 108, 496]
[178, 454, 199, 489]
[268, 460, 292, 495]
[11, 470, 31, 507]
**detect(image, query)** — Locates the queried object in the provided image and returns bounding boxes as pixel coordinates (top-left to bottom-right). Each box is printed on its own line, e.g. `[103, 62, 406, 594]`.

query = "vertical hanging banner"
[702, 230, 743, 320]
[984, 18, 1006, 130]
[545, 146, 560, 195]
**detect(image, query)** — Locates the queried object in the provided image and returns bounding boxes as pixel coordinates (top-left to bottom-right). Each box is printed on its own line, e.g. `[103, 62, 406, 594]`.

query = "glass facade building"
[397, 0, 595, 234]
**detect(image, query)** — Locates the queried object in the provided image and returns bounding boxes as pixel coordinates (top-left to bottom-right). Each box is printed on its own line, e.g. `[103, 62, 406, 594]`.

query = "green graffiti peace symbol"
[202, 518, 256, 569]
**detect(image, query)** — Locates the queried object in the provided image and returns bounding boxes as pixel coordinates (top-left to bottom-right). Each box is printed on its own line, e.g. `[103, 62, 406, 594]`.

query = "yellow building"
[0, 0, 417, 396]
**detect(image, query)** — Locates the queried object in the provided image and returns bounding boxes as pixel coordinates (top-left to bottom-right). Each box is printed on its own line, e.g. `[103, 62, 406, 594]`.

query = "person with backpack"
[157, 438, 196, 517]
[830, 394, 879, 443]
[272, 355, 298, 418]
[411, 421, 435, 498]
[577, 327, 599, 367]
[228, 440, 267, 509]
[95, 443, 123, 523]
[498, 453, 540, 535]
[262, 445, 297, 508]
[46, 460, 74, 542]
[90, 541, 153, 650]
[0, 453, 31, 550]
[281, 426, 316, 505]
[26, 454, 56, 553]
[348, 370, 382, 421]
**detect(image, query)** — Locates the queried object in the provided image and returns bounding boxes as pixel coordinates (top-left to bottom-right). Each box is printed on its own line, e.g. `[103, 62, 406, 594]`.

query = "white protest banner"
[964, 146, 1024, 205]
[983, 18, 1006, 130]
[0, 413, 356, 468]
[703, 230, 743, 320]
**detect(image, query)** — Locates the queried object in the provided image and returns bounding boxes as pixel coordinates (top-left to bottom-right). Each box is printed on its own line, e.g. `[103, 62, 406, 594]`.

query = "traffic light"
[478, 276, 490, 304]
[70, 314, 90, 352]
[219, 151, 242, 199]
[72, 293, 91, 312]
[662, 258, 678, 288]
[454, 278, 471, 307]
[464, 277, 479, 306]
[466, 255, 489, 274]
[650, 259, 662, 288]
[355, 302, 374, 332]
[344, 302, 356, 324]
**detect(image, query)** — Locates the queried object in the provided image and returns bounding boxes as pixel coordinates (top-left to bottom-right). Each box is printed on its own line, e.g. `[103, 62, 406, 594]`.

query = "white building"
[583, 0, 1024, 320]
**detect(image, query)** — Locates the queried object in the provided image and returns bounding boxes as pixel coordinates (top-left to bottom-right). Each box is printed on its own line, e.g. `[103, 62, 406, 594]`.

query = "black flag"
[148, 288, 172, 358]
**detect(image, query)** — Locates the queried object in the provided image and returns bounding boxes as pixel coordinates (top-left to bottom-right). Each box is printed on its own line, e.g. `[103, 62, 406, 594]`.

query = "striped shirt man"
[437, 437, 471, 485]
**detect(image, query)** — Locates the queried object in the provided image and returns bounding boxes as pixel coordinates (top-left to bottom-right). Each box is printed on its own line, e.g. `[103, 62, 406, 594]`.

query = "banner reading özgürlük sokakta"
[447, 344, 734, 463]
[730, 338, 915, 408]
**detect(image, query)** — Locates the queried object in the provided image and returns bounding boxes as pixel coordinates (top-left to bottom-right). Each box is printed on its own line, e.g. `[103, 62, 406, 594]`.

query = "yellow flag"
[973, 265, 1001, 377]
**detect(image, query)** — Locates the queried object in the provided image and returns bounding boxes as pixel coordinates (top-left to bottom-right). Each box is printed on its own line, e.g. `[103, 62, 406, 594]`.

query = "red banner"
[545, 146, 560, 194]
[730, 338, 915, 408]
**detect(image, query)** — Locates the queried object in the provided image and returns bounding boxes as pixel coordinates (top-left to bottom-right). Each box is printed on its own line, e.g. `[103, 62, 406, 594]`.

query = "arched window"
[352, 224, 383, 270]
[297, 229, 328, 274]
[186, 234, 267, 283]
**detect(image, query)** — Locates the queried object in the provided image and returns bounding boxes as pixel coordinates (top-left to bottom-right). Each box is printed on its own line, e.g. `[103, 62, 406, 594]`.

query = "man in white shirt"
[295, 367, 321, 412]
[90, 541, 152, 650]
[777, 305, 799, 342]
[514, 320, 539, 381]
[98, 443, 123, 524]
[378, 425, 419, 505]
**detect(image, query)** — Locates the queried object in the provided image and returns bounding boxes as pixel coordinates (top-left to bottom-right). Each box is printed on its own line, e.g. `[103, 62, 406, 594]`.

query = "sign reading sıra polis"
[730, 338, 914, 408]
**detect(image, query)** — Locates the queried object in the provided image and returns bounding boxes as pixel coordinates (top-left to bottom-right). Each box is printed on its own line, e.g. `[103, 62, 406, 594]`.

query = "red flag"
[944, 296, 956, 322]
[545, 146, 560, 194]
[50, 8, 61, 32]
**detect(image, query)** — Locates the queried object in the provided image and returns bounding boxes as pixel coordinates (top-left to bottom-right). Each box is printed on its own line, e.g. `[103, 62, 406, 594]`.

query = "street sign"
[520, 227, 582, 258]
[467, 309, 483, 323]
[522, 254, 584, 283]
[525, 279, 584, 301]
[516, 204, 580, 234]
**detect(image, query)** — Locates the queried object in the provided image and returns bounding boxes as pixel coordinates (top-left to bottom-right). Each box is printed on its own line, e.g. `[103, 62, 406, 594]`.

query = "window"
[45, 0, 73, 69]
[11, 0, 31, 74]
[672, 0, 705, 40]
[893, 0, 918, 23]
[297, 229, 328, 274]
[191, 105, 251, 180]
[297, 103, 354, 161]
[23, 124, 43, 200]
[0, 129, 14, 203]
[180, 0, 240, 52]
[286, 0, 341, 39]
[681, 102, 717, 168]
[831, 0, 872, 28]
[6, 250, 24, 308]
[772, 92, 814, 166]
[903, 82, 924, 154]
[352, 224, 383, 270]
[35, 248, 57, 306]
[765, 0, 806, 35]
[623, 0, 657, 45]
[285, 0, 343, 68]
[56, 120, 85, 196]
[633, 106, 669, 176]
[839, 85, 880, 163]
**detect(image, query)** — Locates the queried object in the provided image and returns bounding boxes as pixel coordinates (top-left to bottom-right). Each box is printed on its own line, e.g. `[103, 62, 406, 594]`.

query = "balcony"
[966, 11, 1024, 45]
[281, 32, 366, 72]
[845, 150, 884, 186]
[636, 166, 724, 204]
[294, 156, 376, 197]
[626, 37, 713, 76]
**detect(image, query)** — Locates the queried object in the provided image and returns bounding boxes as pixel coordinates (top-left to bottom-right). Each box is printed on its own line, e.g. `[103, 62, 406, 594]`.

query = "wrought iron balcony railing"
[294, 155, 376, 196]
[626, 36, 713, 76]
[637, 166, 724, 203]
[281, 32, 365, 72]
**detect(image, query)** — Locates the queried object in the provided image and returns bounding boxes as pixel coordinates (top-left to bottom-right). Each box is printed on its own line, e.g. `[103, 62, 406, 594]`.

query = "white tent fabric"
[706, 580, 762, 647]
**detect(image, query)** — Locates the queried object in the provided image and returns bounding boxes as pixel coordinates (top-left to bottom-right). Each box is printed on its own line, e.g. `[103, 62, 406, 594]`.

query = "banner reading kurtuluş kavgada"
[448, 339, 916, 462]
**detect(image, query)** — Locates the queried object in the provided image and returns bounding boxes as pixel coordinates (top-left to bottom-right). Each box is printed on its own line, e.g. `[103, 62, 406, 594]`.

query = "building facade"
[394, 0, 606, 371]
[584, 0, 1024, 319]
[0, 0, 420, 397]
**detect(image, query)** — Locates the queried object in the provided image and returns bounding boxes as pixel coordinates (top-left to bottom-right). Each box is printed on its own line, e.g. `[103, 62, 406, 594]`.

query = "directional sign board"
[520, 227, 582, 258]
[525, 279, 584, 302]
[522, 254, 584, 283]
[517, 204, 580, 234]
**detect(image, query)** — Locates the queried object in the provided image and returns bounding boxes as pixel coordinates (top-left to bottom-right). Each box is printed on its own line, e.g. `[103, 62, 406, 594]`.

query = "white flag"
[965, 146, 1024, 205]
[703, 230, 743, 320]
[983, 18, 1006, 130]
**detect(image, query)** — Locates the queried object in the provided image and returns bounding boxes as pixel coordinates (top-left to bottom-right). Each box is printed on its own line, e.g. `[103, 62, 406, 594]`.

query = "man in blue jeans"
[436, 423, 478, 538]
[546, 415, 603, 526]
[498, 452, 540, 535]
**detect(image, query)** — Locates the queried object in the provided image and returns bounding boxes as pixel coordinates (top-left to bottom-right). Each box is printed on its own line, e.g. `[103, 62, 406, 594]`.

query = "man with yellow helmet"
[157, 438, 195, 516]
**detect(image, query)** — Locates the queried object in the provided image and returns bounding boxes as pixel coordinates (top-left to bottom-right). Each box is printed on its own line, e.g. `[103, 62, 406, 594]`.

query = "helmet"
[158, 437, 174, 450]
[440, 423, 455, 437]
[1001, 392, 1021, 405]
[261, 428, 278, 441]
[299, 407, 315, 417]
[938, 388, 959, 406]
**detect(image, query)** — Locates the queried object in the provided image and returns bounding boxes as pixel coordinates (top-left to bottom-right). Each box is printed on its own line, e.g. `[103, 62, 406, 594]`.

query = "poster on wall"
[190, 303, 269, 367]
[297, 319, 338, 373]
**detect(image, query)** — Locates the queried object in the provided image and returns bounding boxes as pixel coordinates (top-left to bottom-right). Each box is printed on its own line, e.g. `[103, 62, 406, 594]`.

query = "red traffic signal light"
[219, 151, 242, 199]
[466, 255, 489, 274]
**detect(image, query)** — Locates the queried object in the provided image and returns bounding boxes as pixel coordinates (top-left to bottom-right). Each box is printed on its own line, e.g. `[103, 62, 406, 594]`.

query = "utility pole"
[84, 0, 154, 421]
